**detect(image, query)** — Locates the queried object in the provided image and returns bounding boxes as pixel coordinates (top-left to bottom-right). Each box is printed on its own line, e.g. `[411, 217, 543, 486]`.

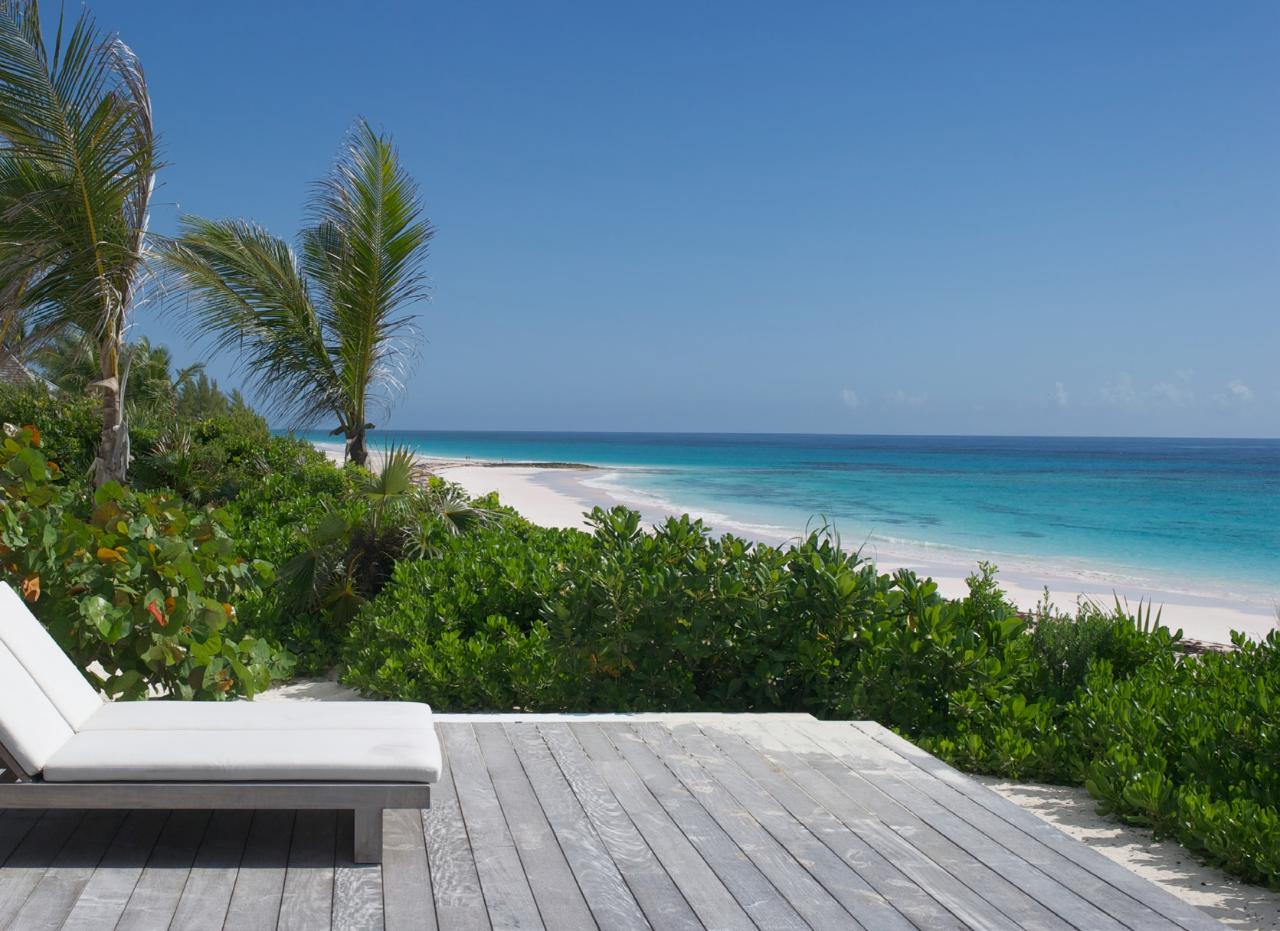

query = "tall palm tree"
[0, 0, 157, 485]
[160, 121, 432, 466]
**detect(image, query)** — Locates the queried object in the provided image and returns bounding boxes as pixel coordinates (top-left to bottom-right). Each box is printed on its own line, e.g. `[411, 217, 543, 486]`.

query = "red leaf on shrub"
[147, 600, 168, 627]
[20, 575, 39, 602]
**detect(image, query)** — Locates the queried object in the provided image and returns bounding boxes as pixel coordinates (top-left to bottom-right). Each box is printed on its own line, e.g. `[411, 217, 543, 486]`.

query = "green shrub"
[0, 424, 294, 699]
[242, 448, 499, 673]
[1072, 635, 1280, 886]
[131, 409, 322, 503]
[1029, 595, 1179, 701]
[222, 454, 357, 671]
[340, 516, 580, 705]
[841, 565, 1031, 731]
[343, 508, 1031, 719]
[0, 384, 101, 477]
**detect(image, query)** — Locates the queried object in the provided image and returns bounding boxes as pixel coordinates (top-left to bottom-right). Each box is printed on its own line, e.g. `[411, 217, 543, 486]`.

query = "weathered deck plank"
[664, 722, 916, 931]
[631, 722, 859, 929]
[474, 723, 596, 928]
[851, 721, 1226, 931]
[222, 809, 295, 931]
[383, 808, 437, 931]
[708, 719, 1026, 931]
[0, 810, 40, 868]
[116, 809, 212, 931]
[5, 809, 123, 931]
[58, 810, 169, 931]
[538, 722, 696, 929]
[694, 722, 964, 931]
[793, 718, 1127, 931]
[768, 718, 1072, 930]
[439, 722, 543, 929]
[0, 716, 1228, 930]
[833, 722, 1184, 931]
[168, 809, 252, 931]
[569, 721, 758, 931]
[0, 809, 83, 923]
[277, 809, 337, 931]
[334, 809, 386, 931]
[422, 741, 490, 931]
[505, 723, 649, 931]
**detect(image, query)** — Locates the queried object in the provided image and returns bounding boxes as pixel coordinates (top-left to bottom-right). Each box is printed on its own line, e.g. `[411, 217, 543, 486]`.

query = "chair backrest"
[0, 583, 103, 775]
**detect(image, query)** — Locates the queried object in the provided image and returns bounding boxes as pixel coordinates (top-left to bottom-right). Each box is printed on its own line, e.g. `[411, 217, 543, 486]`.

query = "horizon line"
[274, 427, 1280, 443]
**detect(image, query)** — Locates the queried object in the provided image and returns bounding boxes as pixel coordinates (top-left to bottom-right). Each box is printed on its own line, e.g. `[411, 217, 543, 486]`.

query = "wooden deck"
[0, 715, 1222, 930]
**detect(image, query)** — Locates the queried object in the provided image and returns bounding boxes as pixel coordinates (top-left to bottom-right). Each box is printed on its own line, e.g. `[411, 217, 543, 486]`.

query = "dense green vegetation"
[0, 421, 291, 699]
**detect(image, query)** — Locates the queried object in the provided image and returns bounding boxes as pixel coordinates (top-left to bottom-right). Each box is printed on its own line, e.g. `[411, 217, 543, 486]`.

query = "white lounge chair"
[0, 584, 439, 863]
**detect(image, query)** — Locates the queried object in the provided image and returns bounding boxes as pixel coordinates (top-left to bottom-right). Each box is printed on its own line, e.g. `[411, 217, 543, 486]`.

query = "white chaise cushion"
[42, 727, 442, 783]
[0, 641, 74, 774]
[81, 700, 433, 733]
[0, 584, 102, 729]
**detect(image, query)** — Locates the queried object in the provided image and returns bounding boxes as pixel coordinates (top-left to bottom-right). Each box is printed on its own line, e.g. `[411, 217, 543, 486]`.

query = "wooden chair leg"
[353, 807, 384, 863]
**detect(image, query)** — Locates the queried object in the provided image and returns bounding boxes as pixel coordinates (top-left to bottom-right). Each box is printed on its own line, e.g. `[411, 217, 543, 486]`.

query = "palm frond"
[303, 119, 433, 425]
[357, 444, 427, 533]
[426, 481, 497, 537]
[158, 218, 344, 428]
[0, 0, 156, 336]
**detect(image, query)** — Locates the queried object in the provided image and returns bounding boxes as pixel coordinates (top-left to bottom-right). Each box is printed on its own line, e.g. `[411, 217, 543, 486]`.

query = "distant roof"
[0, 347, 54, 390]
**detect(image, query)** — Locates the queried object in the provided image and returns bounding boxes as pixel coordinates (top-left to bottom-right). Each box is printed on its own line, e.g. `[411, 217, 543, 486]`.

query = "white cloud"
[1226, 379, 1254, 403]
[841, 388, 862, 409]
[1212, 379, 1255, 406]
[1053, 382, 1069, 408]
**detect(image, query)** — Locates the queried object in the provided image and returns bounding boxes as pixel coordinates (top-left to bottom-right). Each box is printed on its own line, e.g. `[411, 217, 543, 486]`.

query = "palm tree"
[0, 0, 157, 486]
[160, 121, 432, 466]
[29, 327, 98, 393]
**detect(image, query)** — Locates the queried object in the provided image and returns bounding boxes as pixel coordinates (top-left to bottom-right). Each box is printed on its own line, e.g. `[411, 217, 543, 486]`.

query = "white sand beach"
[317, 443, 1277, 646]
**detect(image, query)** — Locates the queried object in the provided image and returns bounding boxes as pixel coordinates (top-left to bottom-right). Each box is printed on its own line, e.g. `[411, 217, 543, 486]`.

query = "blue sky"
[99, 1, 1278, 437]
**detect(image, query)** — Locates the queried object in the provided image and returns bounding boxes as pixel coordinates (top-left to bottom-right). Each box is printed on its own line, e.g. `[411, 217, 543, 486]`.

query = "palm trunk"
[91, 333, 129, 487]
[346, 426, 368, 467]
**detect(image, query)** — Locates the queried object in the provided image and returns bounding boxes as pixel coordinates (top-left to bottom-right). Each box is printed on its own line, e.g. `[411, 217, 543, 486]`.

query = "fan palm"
[0, 0, 157, 485]
[281, 445, 495, 628]
[160, 121, 432, 466]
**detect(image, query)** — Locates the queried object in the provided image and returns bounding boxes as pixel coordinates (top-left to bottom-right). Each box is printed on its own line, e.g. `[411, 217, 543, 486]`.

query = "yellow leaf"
[20, 575, 40, 602]
[96, 547, 125, 563]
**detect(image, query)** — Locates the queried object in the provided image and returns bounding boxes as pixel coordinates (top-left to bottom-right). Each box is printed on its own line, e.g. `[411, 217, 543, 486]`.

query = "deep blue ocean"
[302, 431, 1279, 606]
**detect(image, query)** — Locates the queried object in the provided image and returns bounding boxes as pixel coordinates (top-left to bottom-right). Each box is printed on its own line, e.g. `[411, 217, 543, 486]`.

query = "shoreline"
[316, 442, 1277, 645]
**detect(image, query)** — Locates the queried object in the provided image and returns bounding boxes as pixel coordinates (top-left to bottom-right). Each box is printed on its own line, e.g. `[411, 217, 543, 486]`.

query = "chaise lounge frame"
[0, 733, 430, 863]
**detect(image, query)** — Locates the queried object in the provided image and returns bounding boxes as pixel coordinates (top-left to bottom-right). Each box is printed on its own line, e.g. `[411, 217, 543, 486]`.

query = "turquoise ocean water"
[303, 431, 1279, 609]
